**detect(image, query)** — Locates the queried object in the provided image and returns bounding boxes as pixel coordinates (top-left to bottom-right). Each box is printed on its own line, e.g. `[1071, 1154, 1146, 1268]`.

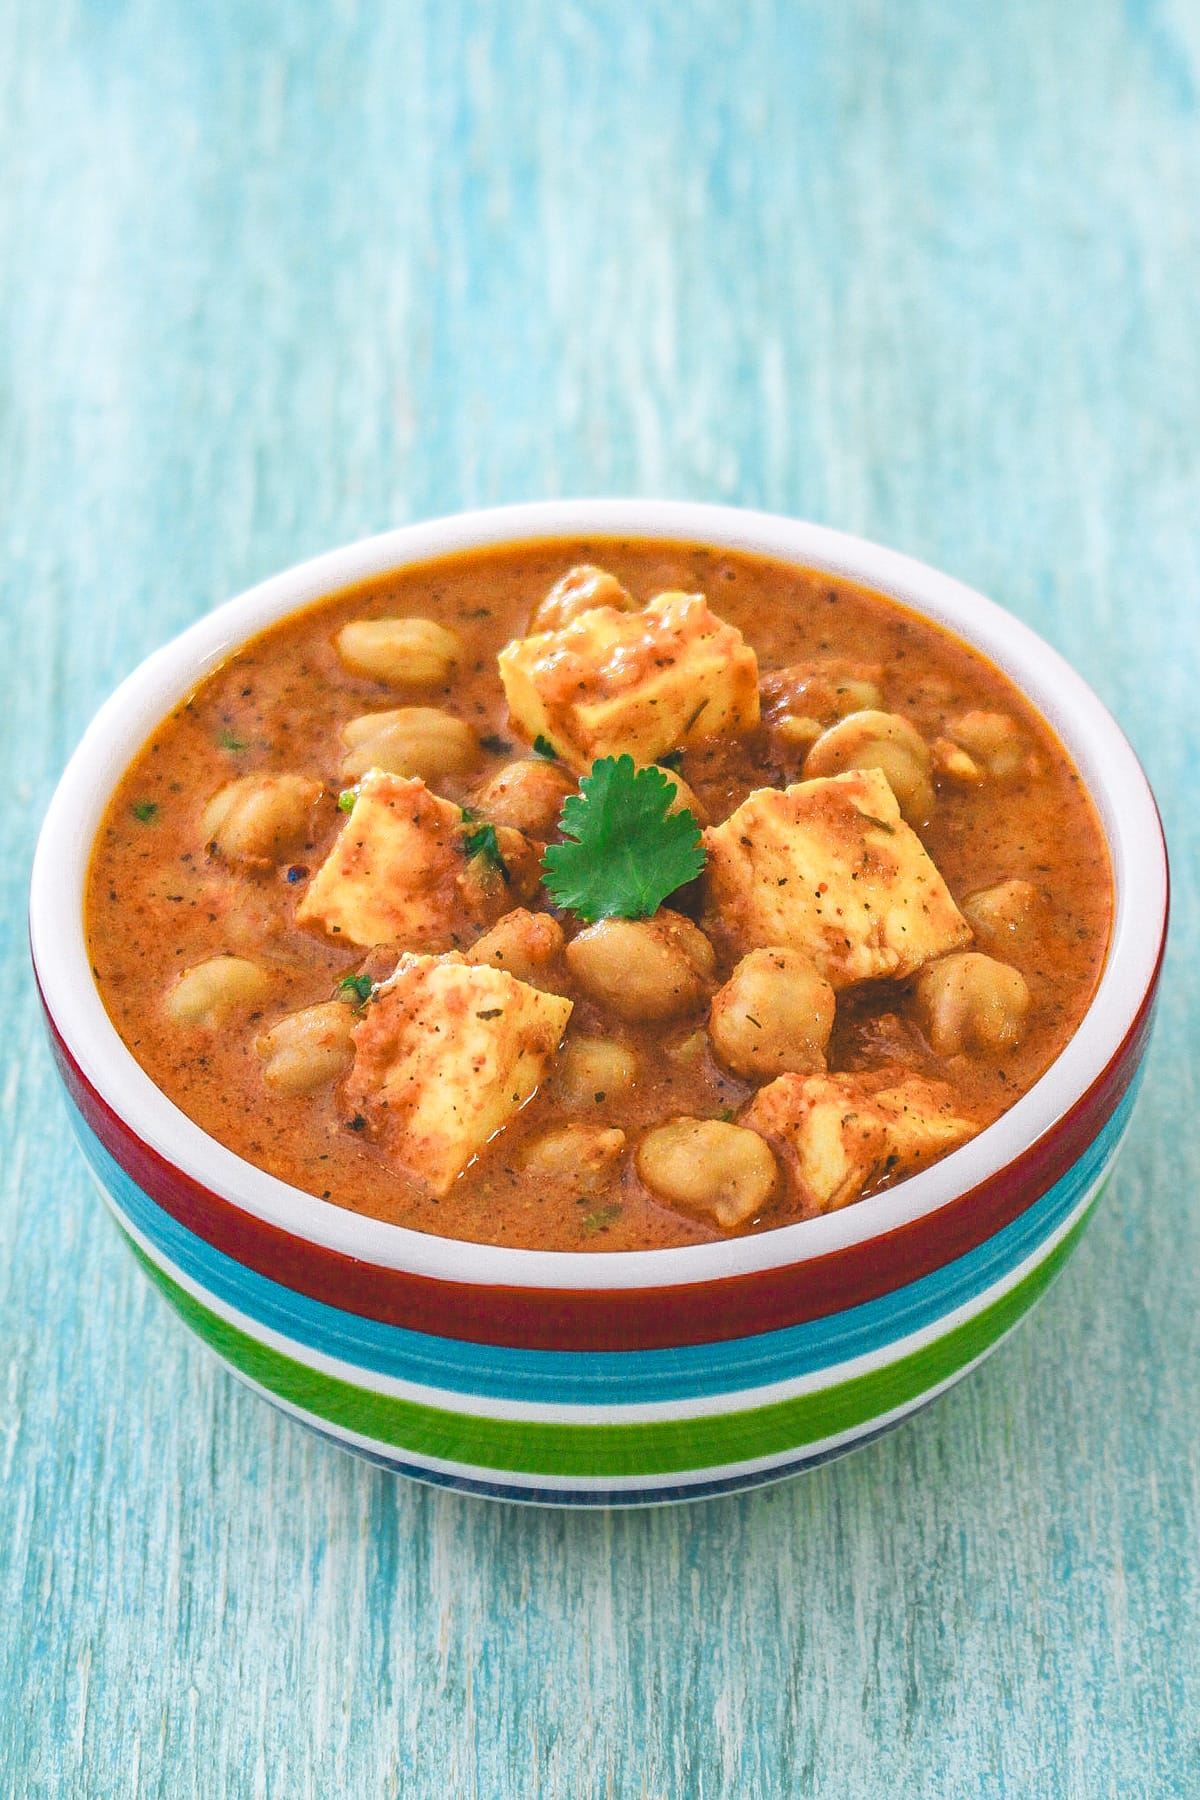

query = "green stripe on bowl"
[121, 1198, 1096, 1479]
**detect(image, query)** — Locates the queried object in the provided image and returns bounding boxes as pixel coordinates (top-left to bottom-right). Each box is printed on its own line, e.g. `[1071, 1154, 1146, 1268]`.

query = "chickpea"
[334, 617, 462, 686]
[256, 1001, 355, 1095]
[931, 736, 984, 785]
[201, 773, 321, 865]
[517, 1124, 626, 1192]
[555, 1035, 640, 1106]
[458, 825, 542, 906]
[565, 911, 716, 1023]
[709, 948, 835, 1080]
[341, 709, 477, 784]
[167, 955, 271, 1028]
[916, 952, 1032, 1057]
[465, 909, 566, 986]
[946, 711, 1030, 779]
[496, 827, 544, 902]
[637, 1119, 777, 1230]
[961, 879, 1039, 954]
[804, 710, 934, 826]
[773, 714, 825, 750]
[829, 676, 883, 715]
[471, 758, 575, 836]
[643, 764, 707, 824]
[530, 565, 635, 633]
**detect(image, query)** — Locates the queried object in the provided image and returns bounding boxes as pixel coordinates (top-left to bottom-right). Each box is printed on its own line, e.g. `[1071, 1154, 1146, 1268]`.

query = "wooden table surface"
[3, 3, 1198, 1794]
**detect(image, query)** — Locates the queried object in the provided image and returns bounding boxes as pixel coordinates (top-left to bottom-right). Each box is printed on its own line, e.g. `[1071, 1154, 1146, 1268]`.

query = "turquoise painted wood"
[2, 0, 1198, 1792]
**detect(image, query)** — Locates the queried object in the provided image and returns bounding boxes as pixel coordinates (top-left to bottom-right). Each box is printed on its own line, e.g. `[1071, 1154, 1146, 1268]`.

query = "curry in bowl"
[86, 541, 1112, 1253]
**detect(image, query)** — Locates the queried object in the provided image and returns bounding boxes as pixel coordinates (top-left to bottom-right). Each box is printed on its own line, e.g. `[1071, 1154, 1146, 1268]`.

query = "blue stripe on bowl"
[67, 1072, 1138, 1406]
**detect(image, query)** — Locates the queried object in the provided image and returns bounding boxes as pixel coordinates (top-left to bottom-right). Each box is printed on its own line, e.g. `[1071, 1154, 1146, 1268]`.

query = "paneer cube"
[867, 1077, 979, 1165]
[741, 1071, 976, 1215]
[497, 592, 759, 771]
[296, 770, 463, 949]
[345, 953, 574, 1194]
[702, 768, 970, 988]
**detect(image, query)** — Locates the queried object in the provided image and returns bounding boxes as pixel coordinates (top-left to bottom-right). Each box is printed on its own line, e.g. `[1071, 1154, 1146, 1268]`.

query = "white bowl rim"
[30, 500, 1168, 1293]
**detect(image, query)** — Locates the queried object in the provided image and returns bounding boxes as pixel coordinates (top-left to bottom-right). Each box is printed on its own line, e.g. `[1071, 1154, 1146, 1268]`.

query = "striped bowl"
[30, 503, 1168, 1506]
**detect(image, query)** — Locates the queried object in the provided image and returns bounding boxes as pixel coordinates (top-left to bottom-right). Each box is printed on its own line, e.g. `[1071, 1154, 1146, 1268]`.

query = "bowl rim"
[30, 500, 1169, 1292]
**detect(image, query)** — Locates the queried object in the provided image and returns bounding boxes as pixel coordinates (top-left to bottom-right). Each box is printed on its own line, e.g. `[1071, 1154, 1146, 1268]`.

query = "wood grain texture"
[2, 0, 1198, 1793]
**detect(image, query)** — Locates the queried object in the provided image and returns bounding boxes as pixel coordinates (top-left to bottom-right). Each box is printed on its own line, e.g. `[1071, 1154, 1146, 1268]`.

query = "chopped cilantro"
[130, 800, 158, 823]
[532, 735, 559, 760]
[462, 817, 509, 878]
[337, 787, 358, 812]
[542, 755, 706, 922]
[582, 1202, 622, 1234]
[338, 973, 373, 1005]
[217, 728, 248, 753]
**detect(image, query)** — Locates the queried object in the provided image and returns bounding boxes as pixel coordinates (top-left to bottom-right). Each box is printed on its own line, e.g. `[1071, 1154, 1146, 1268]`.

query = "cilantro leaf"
[337, 787, 358, 812]
[532, 734, 559, 761]
[462, 817, 509, 878]
[131, 800, 158, 823]
[541, 755, 706, 922]
[337, 973, 373, 1006]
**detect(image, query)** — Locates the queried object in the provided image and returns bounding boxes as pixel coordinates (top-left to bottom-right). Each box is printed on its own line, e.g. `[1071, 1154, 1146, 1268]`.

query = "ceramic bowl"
[29, 502, 1168, 1506]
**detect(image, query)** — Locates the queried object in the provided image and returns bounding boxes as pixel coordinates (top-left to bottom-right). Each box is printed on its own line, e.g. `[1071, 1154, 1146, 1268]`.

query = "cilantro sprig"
[542, 755, 705, 922]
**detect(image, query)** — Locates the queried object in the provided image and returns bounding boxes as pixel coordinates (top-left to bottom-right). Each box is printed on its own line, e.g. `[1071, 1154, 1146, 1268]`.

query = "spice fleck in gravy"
[86, 541, 1112, 1250]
